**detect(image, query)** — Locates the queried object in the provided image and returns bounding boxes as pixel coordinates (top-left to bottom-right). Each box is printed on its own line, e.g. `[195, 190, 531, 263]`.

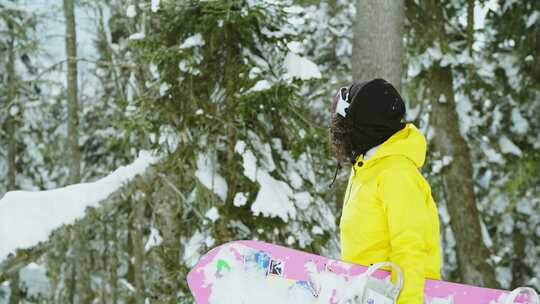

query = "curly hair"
[329, 113, 355, 165]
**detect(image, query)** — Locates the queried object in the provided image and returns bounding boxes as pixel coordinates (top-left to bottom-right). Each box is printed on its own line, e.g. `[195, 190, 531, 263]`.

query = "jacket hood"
[363, 123, 427, 168]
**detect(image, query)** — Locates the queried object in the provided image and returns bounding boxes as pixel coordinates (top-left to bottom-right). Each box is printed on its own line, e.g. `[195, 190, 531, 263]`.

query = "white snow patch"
[183, 230, 205, 267]
[195, 153, 228, 201]
[283, 52, 321, 80]
[9, 105, 19, 116]
[288, 16, 305, 26]
[427, 44, 443, 60]
[235, 140, 296, 222]
[205, 207, 220, 223]
[19, 263, 50, 297]
[247, 80, 272, 93]
[180, 33, 205, 49]
[498, 136, 522, 157]
[311, 226, 324, 235]
[293, 192, 312, 210]
[128, 32, 145, 40]
[247, 132, 276, 172]
[510, 108, 529, 135]
[144, 227, 163, 251]
[516, 198, 533, 215]
[432, 156, 453, 174]
[455, 92, 478, 136]
[120, 278, 136, 292]
[439, 204, 451, 225]
[126, 5, 136, 17]
[233, 192, 248, 207]
[151, 0, 160, 13]
[251, 171, 296, 222]
[287, 41, 304, 54]
[495, 266, 512, 289]
[478, 169, 493, 189]
[473, 0, 499, 30]
[526, 11, 539, 28]
[248, 66, 262, 79]
[0, 151, 159, 261]
[480, 218, 493, 247]
[283, 5, 304, 14]
[158, 125, 180, 152]
[229, 220, 251, 235]
[288, 170, 303, 189]
[286, 235, 295, 245]
[235, 141, 258, 182]
[159, 83, 170, 96]
[483, 144, 505, 164]
[438, 94, 447, 103]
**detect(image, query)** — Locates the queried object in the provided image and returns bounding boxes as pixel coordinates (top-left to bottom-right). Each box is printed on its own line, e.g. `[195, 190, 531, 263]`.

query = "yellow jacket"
[340, 124, 441, 304]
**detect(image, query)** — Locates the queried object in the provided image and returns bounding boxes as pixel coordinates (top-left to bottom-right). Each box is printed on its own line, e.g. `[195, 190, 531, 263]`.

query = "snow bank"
[0, 151, 160, 262]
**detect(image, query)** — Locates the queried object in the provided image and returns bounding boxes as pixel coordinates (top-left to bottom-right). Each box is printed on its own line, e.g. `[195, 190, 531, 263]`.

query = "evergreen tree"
[404, 0, 499, 287]
[476, 0, 540, 289]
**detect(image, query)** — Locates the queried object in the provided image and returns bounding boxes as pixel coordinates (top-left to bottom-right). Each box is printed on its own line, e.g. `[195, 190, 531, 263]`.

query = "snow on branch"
[0, 151, 160, 262]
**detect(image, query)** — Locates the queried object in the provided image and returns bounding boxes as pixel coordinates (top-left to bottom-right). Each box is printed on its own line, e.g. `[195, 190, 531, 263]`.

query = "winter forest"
[0, 0, 538, 302]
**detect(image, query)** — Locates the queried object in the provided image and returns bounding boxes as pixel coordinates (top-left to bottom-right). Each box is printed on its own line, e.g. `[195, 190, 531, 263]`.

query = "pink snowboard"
[187, 240, 537, 303]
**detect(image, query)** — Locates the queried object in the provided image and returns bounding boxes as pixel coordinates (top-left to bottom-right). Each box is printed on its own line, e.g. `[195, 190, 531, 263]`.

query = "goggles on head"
[331, 87, 350, 118]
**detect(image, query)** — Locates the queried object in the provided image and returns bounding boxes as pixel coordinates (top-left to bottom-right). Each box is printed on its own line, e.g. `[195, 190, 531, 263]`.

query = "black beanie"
[345, 78, 406, 160]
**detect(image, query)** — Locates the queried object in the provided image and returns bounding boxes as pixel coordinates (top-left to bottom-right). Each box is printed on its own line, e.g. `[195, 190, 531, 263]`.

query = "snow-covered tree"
[404, 0, 540, 289]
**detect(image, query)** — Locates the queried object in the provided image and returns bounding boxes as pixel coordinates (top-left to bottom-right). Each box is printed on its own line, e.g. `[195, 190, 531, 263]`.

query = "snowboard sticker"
[187, 240, 539, 304]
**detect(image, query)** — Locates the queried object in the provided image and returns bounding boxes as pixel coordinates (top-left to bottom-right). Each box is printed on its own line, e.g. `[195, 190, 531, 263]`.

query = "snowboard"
[187, 240, 538, 304]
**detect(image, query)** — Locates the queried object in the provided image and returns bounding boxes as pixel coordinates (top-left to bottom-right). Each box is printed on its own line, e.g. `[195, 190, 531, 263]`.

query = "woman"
[330, 78, 442, 304]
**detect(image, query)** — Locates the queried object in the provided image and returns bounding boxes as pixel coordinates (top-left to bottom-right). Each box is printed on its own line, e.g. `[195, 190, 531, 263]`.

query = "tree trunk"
[6, 18, 21, 304]
[66, 227, 78, 304]
[467, 0, 474, 53]
[6, 18, 17, 191]
[63, 0, 81, 184]
[352, 0, 405, 92]
[110, 216, 119, 304]
[224, 21, 240, 205]
[8, 270, 20, 304]
[75, 226, 92, 304]
[101, 218, 109, 304]
[6, 120, 16, 191]
[511, 228, 529, 288]
[132, 199, 145, 304]
[428, 63, 498, 287]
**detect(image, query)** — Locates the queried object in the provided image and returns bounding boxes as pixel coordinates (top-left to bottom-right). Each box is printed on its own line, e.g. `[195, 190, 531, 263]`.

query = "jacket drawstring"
[329, 162, 342, 188]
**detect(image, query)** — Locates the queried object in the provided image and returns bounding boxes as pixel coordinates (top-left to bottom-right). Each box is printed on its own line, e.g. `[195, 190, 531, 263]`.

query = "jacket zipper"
[344, 166, 356, 205]
[344, 161, 363, 205]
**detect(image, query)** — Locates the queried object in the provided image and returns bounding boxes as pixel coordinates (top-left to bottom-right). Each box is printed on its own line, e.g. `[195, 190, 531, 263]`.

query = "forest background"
[0, 0, 539, 303]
